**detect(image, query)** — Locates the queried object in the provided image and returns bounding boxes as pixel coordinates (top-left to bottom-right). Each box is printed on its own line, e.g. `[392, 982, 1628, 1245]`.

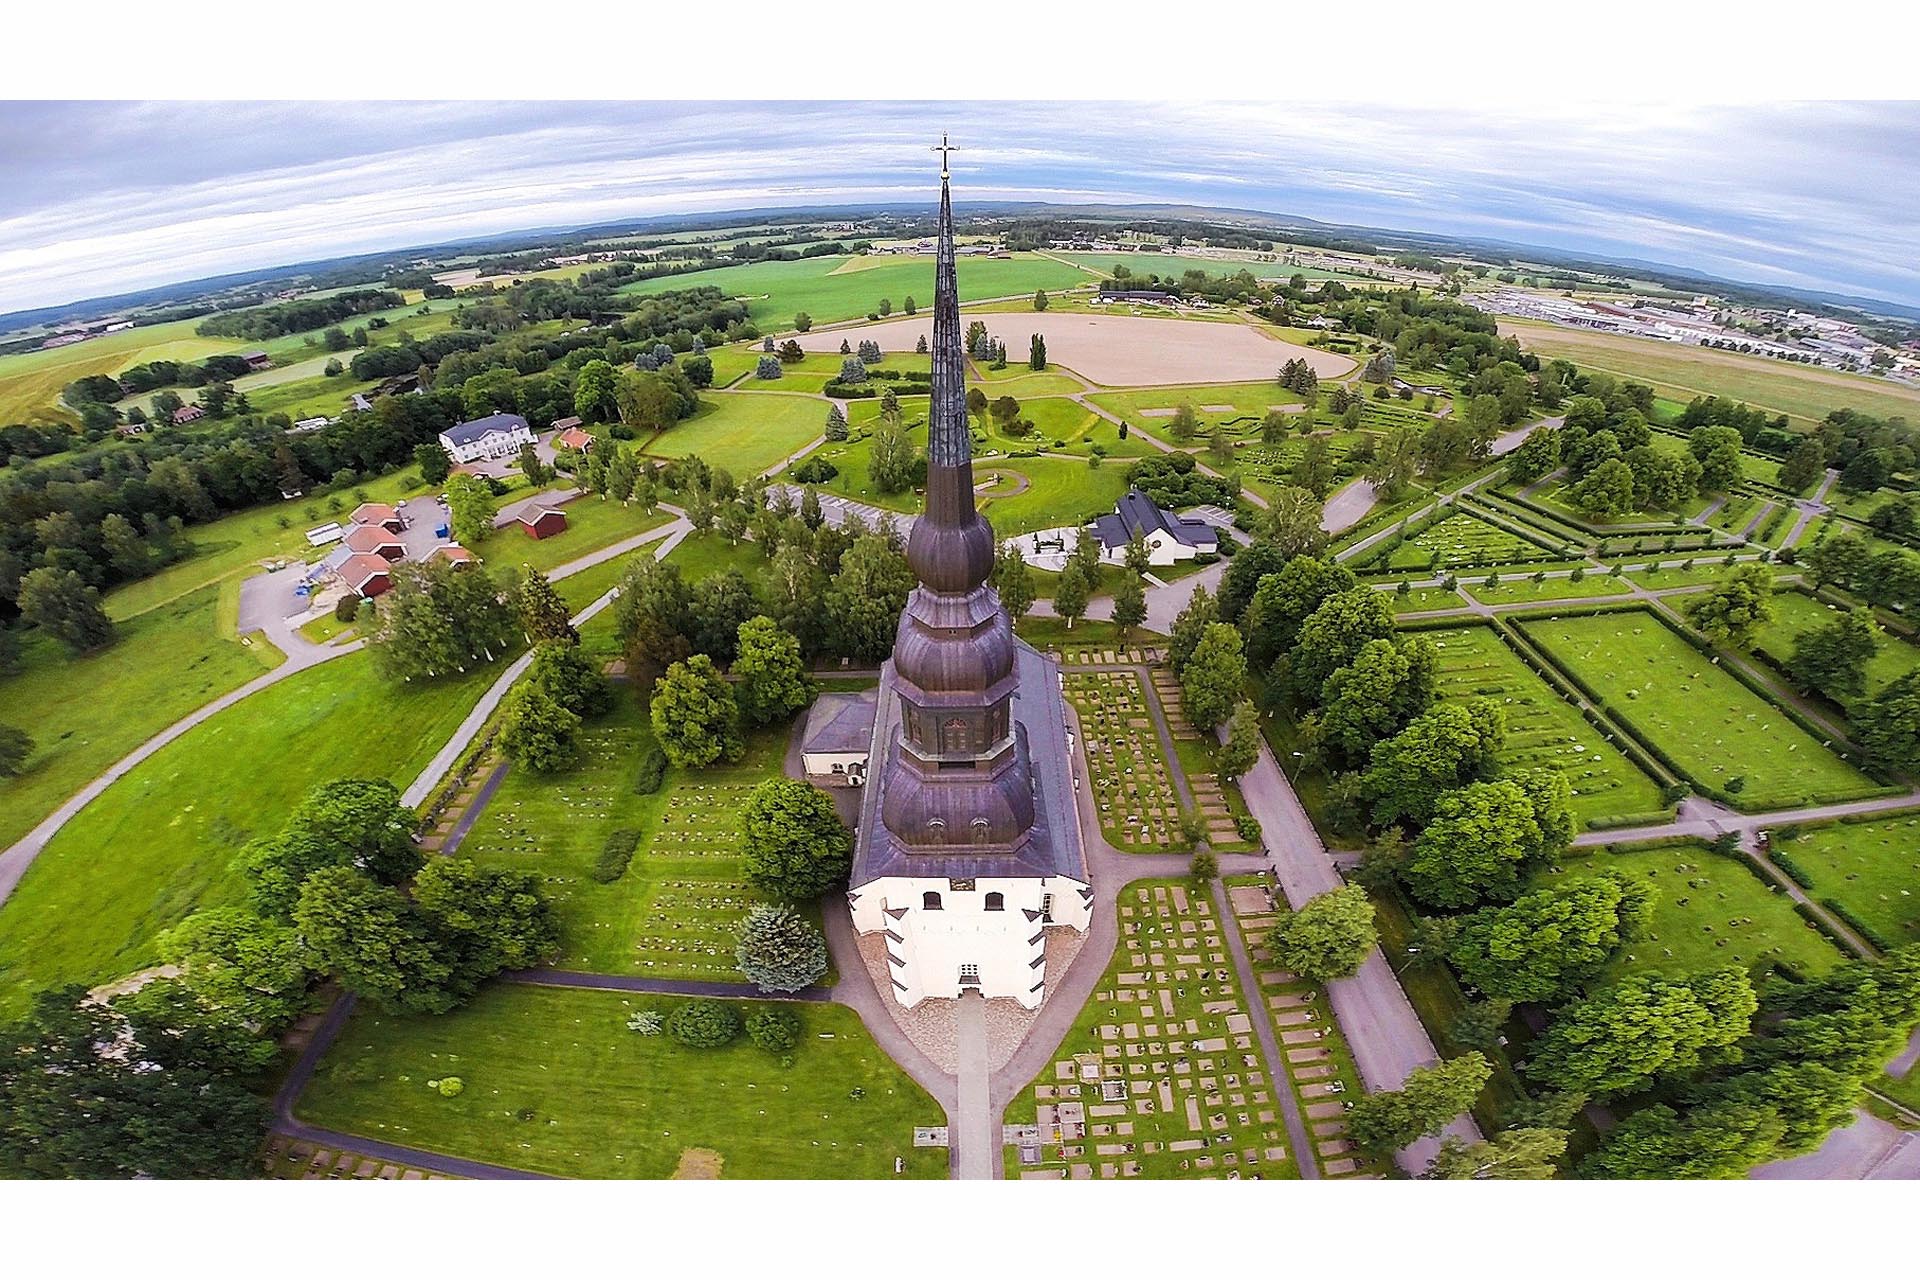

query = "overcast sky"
[2, 100, 1916, 314]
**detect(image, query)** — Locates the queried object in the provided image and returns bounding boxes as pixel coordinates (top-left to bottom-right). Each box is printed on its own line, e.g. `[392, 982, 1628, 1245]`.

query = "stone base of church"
[854, 926, 1089, 1075]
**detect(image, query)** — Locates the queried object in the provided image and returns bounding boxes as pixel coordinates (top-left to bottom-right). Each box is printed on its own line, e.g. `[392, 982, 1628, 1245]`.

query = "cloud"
[0, 100, 1914, 312]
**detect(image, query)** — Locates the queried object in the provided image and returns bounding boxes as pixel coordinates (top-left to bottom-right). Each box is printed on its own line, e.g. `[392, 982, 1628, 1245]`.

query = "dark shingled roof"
[442, 412, 531, 447]
[1090, 489, 1219, 551]
[803, 690, 878, 755]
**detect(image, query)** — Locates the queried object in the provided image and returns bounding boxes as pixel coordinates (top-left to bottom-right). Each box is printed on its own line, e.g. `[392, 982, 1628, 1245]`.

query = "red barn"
[344, 524, 405, 560]
[517, 507, 567, 540]
[339, 553, 392, 598]
[350, 502, 404, 532]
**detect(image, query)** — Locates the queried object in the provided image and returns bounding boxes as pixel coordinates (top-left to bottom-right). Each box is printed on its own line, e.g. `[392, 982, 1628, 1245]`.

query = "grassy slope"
[296, 983, 946, 1179]
[641, 390, 825, 476]
[0, 652, 500, 1017]
[0, 585, 283, 851]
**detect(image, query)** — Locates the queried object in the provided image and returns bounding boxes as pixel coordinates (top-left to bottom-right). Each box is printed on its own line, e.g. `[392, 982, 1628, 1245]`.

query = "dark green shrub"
[666, 999, 742, 1048]
[634, 745, 667, 795]
[746, 1006, 801, 1054]
[592, 828, 640, 883]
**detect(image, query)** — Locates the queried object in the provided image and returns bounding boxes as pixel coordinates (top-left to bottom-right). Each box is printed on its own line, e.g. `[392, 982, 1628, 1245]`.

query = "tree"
[740, 777, 852, 899]
[1856, 670, 1920, 773]
[1111, 572, 1147, 638]
[573, 359, 620, 422]
[868, 408, 919, 494]
[1287, 587, 1397, 700]
[414, 441, 452, 484]
[1447, 873, 1655, 1002]
[689, 569, 758, 663]
[1181, 623, 1247, 733]
[1689, 425, 1745, 492]
[527, 640, 613, 717]
[1032, 288, 1050, 312]
[1526, 967, 1757, 1098]
[1504, 427, 1562, 486]
[1579, 1098, 1785, 1180]
[667, 999, 741, 1048]
[1168, 402, 1200, 442]
[1269, 885, 1377, 982]
[1788, 606, 1880, 702]
[444, 472, 497, 546]
[827, 535, 914, 661]
[1684, 565, 1774, 648]
[498, 681, 582, 772]
[1029, 332, 1048, 370]
[1347, 1053, 1492, 1153]
[1425, 1127, 1567, 1180]
[1318, 636, 1437, 764]
[734, 615, 817, 727]
[370, 559, 514, 682]
[1291, 435, 1336, 497]
[1261, 485, 1330, 560]
[650, 655, 742, 768]
[794, 311, 813, 333]
[1217, 700, 1261, 782]
[286, 778, 421, 885]
[0, 724, 32, 777]
[614, 556, 693, 676]
[1367, 425, 1422, 500]
[1778, 437, 1826, 495]
[1571, 457, 1638, 516]
[1807, 532, 1870, 592]
[517, 443, 548, 487]
[1168, 585, 1219, 674]
[293, 867, 457, 1013]
[412, 858, 559, 988]
[991, 542, 1037, 620]
[1403, 770, 1570, 908]
[0, 988, 271, 1178]
[1242, 556, 1358, 669]
[17, 566, 113, 653]
[158, 907, 314, 1031]
[509, 566, 576, 643]
[1364, 699, 1507, 829]
[735, 904, 829, 993]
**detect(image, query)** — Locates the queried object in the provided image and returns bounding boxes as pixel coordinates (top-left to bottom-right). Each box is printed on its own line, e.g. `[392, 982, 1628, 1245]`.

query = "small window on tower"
[985, 892, 1005, 912]
[923, 891, 943, 911]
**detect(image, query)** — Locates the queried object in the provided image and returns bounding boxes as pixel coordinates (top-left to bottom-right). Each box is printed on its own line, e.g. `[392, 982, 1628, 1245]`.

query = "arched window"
[943, 716, 970, 751]
[984, 891, 1005, 912]
[923, 890, 943, 911]
[971, 817, 991, 840]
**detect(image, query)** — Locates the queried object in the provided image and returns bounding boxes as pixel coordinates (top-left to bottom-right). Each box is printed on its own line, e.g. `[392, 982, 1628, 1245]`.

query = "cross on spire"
[932, 133, 958, 179]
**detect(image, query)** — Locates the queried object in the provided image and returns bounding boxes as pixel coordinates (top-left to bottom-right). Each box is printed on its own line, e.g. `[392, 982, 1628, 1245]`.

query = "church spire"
[906, 134, 993, 594]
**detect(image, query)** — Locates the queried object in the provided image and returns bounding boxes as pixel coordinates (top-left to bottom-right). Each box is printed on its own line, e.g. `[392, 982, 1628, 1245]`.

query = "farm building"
[343, 524, 405, 560]
[552, 423, 593, 453]
[429, 544, 476, 567]
[1087, 489, 1218, 566]
[240, 351, 273, 372]
[439, 411, 535, 464]
[350, 502, 404, 532]
[515, 507, 567, 539]
[171, 404, 206, 425]
[339, 553, 393, 598]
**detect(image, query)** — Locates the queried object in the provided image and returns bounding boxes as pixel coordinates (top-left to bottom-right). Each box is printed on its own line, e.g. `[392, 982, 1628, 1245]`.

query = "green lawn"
[1622, 561, 1780, 592]
[469, 498, 675, 580]
[642, 389, 825, 476]
[729, 351, 932, 394]
[297, 983, 945, 1179]
[1424, 625, 1667, 827]
[1385, 585, 1467, 614]
[617, 253, 1097, 328]
[0, 585, 283, 853]
[1373, 511, 1553, 573]
[1531, 845, 1845, 983]
[1461, 574, 1634, 606]
[0, 651, 501, 1018]
[456, 704, 805, 979]
[1744, 590, 1920, 706]
[662, 530, 771, 584]
[1518, 611, 1877, 810]
[1768, 814, 1920, 950]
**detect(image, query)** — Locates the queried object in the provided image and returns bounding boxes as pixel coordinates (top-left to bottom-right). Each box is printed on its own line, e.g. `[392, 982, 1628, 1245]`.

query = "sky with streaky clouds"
[2, 100, 1917, 314]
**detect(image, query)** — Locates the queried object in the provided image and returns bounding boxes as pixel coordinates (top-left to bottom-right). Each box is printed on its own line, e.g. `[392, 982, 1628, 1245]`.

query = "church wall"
[849, 873, 1091, 1008]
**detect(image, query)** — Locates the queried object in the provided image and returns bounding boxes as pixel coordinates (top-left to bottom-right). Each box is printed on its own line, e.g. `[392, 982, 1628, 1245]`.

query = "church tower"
[844, 138, 1091, 1009]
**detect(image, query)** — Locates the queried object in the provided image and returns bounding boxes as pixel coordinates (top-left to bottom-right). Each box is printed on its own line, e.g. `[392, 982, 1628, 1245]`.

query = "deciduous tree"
[733, 615, 817, 727]
[650, 654, 742, 767]
[1181, 623, 1247, 733]
[739, 778, 853, 900]
[1347, 1052, 1492, 1153]
[1268, 884, 1377, 982]
[1526, 967, 1757, 1098]
[1447, 873, 1654, 1002]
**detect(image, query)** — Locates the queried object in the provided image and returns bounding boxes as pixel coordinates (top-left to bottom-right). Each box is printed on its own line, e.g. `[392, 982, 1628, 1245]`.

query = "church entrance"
[958, 963, 981, 989]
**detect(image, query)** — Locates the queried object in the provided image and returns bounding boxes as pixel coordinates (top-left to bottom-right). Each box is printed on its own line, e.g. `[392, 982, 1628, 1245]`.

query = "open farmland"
[1423, 625, 1667, 827]
[616, 253, 1096, 327]
[1501, 318, 1920, 426]
[1517, 611, 1878, 810]
[0, 318, 239, 425]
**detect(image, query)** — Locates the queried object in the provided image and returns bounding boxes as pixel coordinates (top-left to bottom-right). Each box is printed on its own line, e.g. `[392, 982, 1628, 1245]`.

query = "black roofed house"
[1087, 488, 1218, 568]
[839, 138, 1091, 1012]
[801, 690, 878, 787]
[438, 411, 535, 464]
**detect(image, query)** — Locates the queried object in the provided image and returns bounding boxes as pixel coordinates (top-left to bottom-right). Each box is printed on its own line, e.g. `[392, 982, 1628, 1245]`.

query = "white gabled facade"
[1095, 525, 1200, 568]
[849, 875, 1093, 1008]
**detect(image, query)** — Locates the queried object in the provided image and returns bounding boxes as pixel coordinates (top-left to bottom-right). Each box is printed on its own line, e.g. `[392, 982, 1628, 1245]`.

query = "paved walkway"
[952, 995, 995, 1180]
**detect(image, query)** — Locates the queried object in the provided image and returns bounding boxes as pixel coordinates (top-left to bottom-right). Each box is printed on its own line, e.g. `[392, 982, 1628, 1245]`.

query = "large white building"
[837, 142, 1091, 1010]
[1087, 488, 1219, 567]
[438, 412, 535, 464]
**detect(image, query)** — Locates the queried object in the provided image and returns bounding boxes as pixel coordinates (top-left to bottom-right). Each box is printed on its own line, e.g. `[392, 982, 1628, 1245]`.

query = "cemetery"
[1001, 880, 1299, 1180]
[1766, 814, 1920, 949]
[1063, 669, 1188, 852]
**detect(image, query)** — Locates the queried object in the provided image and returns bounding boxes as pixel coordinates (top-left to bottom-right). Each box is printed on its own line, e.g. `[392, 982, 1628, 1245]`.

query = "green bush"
[791, 456, 839, 484]
[634, 745, 667, 795]
[667, 999, 742, 1048]
[1235, 814, 1261, 842]
[436, 1077, 464, 1097]
[746, 1006, 801, 1054]
[626, 1009, 663, 1035]
[592, 828, 641, 883]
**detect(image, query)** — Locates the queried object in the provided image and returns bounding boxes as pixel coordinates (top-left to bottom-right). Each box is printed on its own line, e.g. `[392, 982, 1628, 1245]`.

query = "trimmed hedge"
[635, 745, 667, 795]
[591, 828, 641, 883]
[1823, 898, 1894, 952]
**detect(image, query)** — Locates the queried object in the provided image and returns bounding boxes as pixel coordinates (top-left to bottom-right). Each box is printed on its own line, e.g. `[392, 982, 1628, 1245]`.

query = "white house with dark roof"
[438, 412, 535, 464]
[1087, 488, 1219, 567]
[801, 690, 877, 786]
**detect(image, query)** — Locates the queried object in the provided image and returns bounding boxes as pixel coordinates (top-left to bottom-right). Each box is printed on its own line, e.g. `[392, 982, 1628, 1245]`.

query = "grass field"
[1385, 585, 1467, 613]
[617, 254, 1097, 328]
[1743, 590, 1920, 705]
[0, 585, 282, 853]
[0, 651, 501, 1018]
[1531, 845, 1845, 982]
[1424, 625, 1666, 827]
[1048, 250, 1385, 284]
[641, 390, 824, 476]
[1501, 319, 1920, 427]
[1461, 574, 1635, 606]
[457, 704, 804, 979]
[1517, 611, 1876, 809]
[0, 318, 236, 425]
[722, 350, 934, 394]
[1767, 814, 1920, 950]
[297, 983, 945, 1179]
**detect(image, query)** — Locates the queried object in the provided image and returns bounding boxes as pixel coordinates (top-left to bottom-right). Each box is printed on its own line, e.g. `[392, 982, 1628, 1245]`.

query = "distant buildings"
[240, 351, 274, 372]
[171, 404, 206, 425]
[439, 412, 535, 464]
[1095, 288, 1180, 306]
